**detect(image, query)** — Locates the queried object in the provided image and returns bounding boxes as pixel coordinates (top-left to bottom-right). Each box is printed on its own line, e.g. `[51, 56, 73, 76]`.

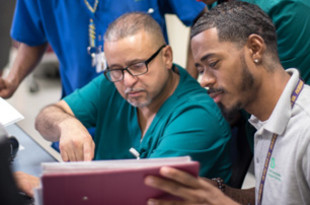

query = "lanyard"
[84, 0, 99, 66]
[257, 79, 304, 205]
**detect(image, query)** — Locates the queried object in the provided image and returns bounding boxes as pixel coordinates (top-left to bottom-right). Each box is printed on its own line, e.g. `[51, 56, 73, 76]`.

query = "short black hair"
[191, 1, 278, 56]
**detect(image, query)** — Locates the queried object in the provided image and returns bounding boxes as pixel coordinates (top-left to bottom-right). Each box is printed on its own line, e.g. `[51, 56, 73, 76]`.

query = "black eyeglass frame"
[103, 45, 166, 82]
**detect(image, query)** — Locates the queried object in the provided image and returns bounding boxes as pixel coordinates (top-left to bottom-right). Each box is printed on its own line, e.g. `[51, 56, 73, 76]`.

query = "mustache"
[207, 87, 225, 95]
[124, 88, 145, 95]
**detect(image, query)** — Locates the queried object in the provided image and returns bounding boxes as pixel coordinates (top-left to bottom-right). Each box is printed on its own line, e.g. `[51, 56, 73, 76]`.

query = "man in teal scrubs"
[35, 12, 232, 181]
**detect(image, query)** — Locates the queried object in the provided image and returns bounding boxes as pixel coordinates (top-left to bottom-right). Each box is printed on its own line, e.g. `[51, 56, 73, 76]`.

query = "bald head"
[104, 12, 166, 47]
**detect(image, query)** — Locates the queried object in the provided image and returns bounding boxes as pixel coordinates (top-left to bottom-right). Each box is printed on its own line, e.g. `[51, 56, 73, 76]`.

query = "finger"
[145, 175, 202, 202]
[60, 141, 77, 161]
[73, 141, 84, 161]
[83, 140, 95, 161]
[14, 171, 40, 197]
[147, 198, 191, 205]
[60, 149, 69, 162]
[66, 138, 83, 161]
[68, 149, 77, 161]
[159, 167, 201, 188]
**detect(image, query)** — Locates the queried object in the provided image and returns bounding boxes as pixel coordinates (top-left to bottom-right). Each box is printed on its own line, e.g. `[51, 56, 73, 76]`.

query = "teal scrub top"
[64, 65, 232, 182]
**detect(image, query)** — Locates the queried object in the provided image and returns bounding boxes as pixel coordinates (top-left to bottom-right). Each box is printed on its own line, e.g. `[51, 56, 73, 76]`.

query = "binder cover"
[41, 157, 199, 205]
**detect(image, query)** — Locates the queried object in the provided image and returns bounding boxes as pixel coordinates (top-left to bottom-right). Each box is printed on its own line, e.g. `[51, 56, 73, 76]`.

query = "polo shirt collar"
[249, 68, 300, 137]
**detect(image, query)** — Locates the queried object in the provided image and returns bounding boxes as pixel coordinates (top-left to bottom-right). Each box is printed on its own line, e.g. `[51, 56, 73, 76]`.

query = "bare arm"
[35, 100, 95, 161]
[145, 167, 255, 205]
[0, 42, 47, 98]
[206, 177, 255, 205]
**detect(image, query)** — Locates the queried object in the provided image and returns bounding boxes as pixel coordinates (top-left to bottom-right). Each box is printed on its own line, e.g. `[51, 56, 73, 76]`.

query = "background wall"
[166, 14, 191, 68]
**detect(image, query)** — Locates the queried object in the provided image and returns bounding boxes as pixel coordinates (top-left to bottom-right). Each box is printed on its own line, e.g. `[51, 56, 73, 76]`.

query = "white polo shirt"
[249, 68, 310, 205]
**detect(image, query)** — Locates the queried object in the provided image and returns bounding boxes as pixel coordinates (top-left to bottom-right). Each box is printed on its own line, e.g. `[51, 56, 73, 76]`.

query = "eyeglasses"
[103, 45, 166, 82]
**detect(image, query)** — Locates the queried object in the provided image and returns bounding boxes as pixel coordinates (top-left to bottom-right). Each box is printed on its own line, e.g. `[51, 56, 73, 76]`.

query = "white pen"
[129, 147, 140, 160]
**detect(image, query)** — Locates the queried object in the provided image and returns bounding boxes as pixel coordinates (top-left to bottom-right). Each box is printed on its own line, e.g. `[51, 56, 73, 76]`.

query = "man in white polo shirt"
[145, 2, 310, 205]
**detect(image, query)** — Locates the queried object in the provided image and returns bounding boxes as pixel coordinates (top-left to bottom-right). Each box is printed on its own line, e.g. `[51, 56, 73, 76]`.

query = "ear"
[162, 45, 173, 69]
[246, 34, 266, 64]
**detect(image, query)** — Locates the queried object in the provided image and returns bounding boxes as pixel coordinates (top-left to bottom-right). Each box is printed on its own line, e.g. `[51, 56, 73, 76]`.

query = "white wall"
[165, 14, 191, 68]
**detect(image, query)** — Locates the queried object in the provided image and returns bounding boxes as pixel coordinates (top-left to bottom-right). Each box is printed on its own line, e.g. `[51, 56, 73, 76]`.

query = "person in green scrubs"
[35, 12, 232, 181]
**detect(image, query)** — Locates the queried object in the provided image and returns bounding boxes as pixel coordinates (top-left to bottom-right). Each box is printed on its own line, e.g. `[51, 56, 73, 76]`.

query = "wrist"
[212, 177, 225, 192]
[6, 72, 21, 88]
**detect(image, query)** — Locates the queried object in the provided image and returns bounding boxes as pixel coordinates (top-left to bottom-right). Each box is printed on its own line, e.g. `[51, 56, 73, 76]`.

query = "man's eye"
[209, 60, 219, 68]
[195, 65, 204, 74]
[198, 68, 204, 74]
[130, 63, 145, 70]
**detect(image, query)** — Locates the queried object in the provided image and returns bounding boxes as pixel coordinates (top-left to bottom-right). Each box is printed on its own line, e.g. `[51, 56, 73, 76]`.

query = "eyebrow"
[200, 53, 215, 62]
[108, 59, 145, 68]
[194, 53, 215, 68]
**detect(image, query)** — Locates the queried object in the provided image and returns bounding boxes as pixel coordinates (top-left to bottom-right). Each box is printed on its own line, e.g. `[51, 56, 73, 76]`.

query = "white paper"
[34, 186, 43, 205]
[0, 97, 24, 127]
[41, 156, 192, 174]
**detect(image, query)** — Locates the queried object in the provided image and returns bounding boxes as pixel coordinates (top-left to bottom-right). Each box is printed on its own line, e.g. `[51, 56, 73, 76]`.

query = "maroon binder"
[41, 157, 199, 205]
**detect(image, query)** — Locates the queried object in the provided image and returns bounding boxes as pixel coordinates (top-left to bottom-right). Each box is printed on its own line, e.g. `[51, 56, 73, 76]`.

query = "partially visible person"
[0, 0, 205, 99]
[35, 12, 232, 180]
[0, 124, 22, 205]
[145, 2, 310, 205]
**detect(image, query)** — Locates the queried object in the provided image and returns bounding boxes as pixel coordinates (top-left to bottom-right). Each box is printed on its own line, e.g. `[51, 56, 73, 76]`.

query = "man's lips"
[127, 91, 142, 97]
[207, 89, 224, 103]
[125, 88, 144, 97]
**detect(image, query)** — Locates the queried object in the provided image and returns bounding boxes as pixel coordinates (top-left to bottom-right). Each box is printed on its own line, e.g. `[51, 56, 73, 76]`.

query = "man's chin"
[127, 99, 151, 108]
[217, 102, 241, 124]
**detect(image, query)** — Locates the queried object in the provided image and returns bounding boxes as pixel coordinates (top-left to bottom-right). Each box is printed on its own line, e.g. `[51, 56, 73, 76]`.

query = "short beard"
[217, 101, 242, 124]
[124, 87, 151, 108]
[127, 96, 151, 108]
[217, 53, 255, 123]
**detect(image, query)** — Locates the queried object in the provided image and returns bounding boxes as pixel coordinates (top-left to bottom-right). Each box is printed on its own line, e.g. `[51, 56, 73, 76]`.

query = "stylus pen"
[129, 147, 140, 160]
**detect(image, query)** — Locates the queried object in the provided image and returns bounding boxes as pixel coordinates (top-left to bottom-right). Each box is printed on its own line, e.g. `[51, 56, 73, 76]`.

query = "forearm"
[35, 104, 75, 142]
[7, 42, 47, 85]
[225, 186, 255, 205]
[206, 178, 255, 205]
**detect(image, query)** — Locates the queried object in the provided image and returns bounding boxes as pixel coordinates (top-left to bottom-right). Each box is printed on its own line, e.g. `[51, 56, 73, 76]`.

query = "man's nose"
[199, 70, 216, 89]
[123, 70, 138, 87]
